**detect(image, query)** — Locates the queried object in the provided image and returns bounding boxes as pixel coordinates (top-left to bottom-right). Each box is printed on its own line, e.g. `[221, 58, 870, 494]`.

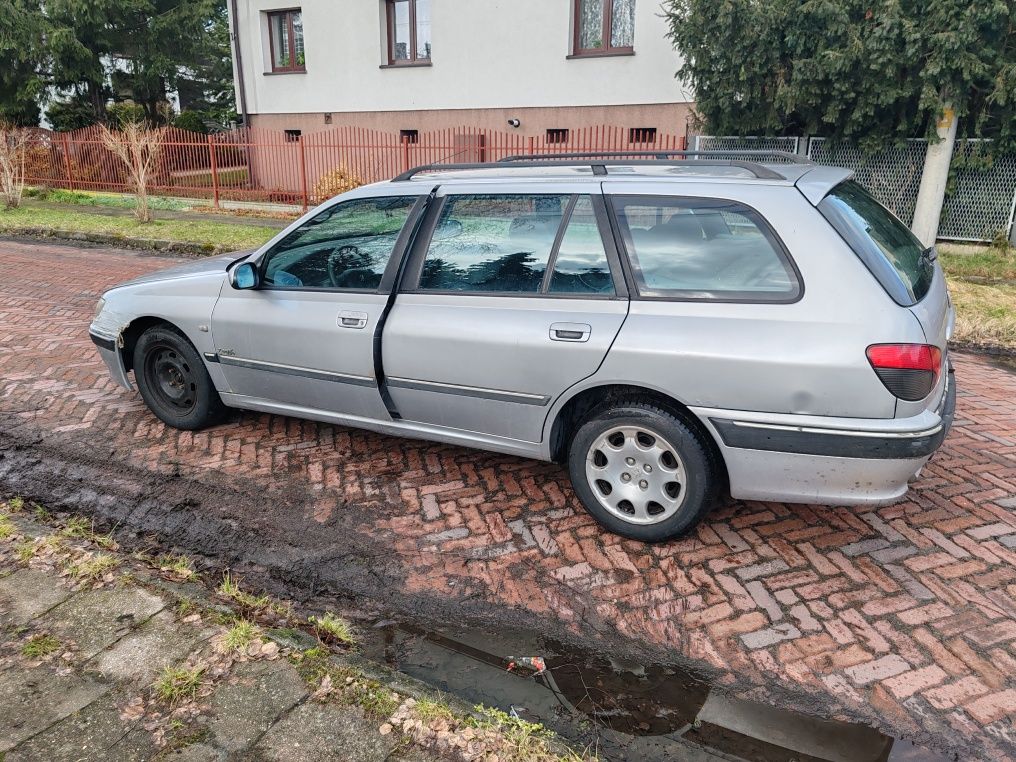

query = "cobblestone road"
[1, 239, 1014, 759]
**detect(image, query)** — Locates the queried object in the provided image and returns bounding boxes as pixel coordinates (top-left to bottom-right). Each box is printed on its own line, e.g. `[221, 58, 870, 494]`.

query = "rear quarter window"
[612, 196, 801, 302]
[818, 181, 934, 306]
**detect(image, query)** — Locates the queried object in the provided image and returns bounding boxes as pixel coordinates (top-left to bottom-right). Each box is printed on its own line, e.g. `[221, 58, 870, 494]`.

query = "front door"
[382, 186, 630, 443]
[211, 194, 424, 420]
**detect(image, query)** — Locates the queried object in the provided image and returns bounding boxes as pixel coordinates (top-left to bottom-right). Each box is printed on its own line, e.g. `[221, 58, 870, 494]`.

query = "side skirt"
[219, 392, 551, 461]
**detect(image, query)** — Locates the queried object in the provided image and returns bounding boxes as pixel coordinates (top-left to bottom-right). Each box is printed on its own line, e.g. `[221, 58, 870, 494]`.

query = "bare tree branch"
[0, 123, 32, 209]
[98, 123, 165, 223]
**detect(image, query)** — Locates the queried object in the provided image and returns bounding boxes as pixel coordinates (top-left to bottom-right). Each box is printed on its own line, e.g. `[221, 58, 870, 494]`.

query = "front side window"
[268, 10, 305, 72]
[819, 181, 933, 306]
[574, 0, 635, 55]
[387, 0, 431, 65]
[613, 196, 800, 301]
[263, 197, 416, 290]
[416, 194, 614, 296]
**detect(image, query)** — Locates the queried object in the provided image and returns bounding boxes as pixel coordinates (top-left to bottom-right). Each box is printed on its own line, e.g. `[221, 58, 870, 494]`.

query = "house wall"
[229, 0, 694, 118]
[247, 102, 695, 138]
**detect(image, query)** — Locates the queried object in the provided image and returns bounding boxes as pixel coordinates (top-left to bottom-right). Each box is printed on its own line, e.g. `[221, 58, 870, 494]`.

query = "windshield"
[819, 181, 934, 305]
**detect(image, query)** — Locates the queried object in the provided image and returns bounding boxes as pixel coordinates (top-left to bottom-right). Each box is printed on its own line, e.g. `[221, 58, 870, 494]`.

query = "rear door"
[210, 193, 425, 419]
[381, 184, 629, 443]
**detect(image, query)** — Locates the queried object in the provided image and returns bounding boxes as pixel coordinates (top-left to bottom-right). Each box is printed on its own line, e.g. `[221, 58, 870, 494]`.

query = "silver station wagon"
[89, 151, 956, 542]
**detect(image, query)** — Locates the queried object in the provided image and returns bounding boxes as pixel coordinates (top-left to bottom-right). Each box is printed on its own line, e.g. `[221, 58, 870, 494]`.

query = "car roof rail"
[391, 150, 810, 182]
[499, 149, 812, 164]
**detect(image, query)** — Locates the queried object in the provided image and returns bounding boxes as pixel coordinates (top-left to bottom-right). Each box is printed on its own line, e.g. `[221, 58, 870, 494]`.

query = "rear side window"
[612, 196, 800, 301]
[818, 181, 932, 306]
[416, 194, 614, 295]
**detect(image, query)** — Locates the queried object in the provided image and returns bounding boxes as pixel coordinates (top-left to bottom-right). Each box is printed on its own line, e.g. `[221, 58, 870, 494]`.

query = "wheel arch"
[547, 383, 729, 487]
[119, 316, 193, 373]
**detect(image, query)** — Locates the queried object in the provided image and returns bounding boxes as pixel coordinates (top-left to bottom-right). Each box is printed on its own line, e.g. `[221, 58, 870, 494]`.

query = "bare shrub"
[98, 123, 165, 223]
[312, 165, 363, 203]
[0, 124, 32, 209]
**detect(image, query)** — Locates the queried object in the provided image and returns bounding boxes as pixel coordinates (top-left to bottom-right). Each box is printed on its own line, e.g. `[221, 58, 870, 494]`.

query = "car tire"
[567, 400, 718, 542]
[133, 325, 228, 431]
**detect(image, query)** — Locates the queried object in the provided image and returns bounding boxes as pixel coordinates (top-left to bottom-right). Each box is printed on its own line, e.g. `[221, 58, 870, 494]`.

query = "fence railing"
[695, 135, 1016, 243]
[24, 124, 689, 210]
[26, 125, 1012, 242]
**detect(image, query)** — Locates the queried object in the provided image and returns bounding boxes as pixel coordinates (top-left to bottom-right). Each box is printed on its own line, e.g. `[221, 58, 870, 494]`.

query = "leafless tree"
[98, 122, 165, 223]
[0, 124, 32, 209]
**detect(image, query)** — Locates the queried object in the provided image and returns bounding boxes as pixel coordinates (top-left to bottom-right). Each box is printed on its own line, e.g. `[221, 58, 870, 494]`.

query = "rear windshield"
[818, 181, 934, 306]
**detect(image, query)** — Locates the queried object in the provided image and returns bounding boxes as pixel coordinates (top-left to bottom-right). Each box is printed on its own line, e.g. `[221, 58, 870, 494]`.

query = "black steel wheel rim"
[144, 343, 197, 414]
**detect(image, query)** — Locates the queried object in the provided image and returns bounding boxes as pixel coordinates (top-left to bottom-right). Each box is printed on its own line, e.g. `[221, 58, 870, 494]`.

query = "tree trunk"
[912, 104, 958, 246]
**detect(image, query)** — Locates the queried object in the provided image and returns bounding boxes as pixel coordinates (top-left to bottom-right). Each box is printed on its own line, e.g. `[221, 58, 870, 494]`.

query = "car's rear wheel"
[133, 325, 228, 430]
[567, 400, 717, 542]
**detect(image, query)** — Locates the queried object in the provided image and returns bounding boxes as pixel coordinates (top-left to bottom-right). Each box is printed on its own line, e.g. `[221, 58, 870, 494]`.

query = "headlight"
[93, 298, 106, 320]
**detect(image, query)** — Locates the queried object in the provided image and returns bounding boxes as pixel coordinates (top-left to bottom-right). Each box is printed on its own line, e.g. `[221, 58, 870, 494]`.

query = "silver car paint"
[89, 165, 953, 508]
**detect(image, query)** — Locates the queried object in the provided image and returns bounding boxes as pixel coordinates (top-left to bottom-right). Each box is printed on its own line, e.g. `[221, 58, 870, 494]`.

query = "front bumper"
[695, 366, 956, 506]
[89, 330, 133, 389]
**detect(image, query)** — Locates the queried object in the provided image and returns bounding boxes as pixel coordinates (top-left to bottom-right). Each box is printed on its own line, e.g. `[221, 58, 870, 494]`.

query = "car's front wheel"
[567, 400, 718, 542]
[133, 325, 228, 430]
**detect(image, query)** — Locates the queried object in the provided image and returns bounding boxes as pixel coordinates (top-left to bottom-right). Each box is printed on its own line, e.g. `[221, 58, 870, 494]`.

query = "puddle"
[359, 620, 957, 762]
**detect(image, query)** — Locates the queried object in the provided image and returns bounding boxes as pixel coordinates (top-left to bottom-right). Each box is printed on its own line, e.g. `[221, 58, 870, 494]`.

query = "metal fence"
[694, 135, 1016, 242]
[938, 141, 1016, 242]
[24, 124, 689, 210]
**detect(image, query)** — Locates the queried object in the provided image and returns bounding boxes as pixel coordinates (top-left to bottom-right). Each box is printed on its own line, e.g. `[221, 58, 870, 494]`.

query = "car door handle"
[338, 310, 368, 329]
[550, 322, 591, 343]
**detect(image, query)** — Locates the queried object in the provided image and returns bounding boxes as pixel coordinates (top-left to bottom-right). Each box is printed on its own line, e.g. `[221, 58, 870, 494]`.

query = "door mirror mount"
[230, 262, 260, 290]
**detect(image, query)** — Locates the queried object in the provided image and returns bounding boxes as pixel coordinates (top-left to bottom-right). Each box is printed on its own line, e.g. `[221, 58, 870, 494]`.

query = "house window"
[386, 0, 431, 65]
[268, 10, 305, 72]
[629, 127, 656, 144]
[400, 129, 420, 144]
[284, 129, 302, 143]
[546, 129, 570, 145]
[573, 0, 635, 56]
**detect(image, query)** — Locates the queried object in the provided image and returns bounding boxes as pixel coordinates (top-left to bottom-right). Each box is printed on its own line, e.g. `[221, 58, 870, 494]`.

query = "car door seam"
[374, 188, 438, 420]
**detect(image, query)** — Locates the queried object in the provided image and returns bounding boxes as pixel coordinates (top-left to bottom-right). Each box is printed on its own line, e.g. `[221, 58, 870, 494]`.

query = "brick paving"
[1, 239, 1015, 758]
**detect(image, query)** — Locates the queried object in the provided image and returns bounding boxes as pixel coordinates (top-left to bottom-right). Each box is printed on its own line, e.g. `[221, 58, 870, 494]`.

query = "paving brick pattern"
[1, 240, 1015, 758]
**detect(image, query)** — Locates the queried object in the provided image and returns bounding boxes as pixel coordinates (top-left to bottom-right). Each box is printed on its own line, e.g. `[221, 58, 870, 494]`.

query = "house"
[226, 0, 695, 143]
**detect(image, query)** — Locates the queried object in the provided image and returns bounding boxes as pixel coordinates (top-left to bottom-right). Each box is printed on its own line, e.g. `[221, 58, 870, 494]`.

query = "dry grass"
[947, 279, 1016, 349]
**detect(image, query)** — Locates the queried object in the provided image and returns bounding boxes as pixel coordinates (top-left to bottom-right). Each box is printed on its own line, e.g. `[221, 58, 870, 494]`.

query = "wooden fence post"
[298, 135, 309, 211]
[61, 133, 74, 190]
[207, 134, 220, 209]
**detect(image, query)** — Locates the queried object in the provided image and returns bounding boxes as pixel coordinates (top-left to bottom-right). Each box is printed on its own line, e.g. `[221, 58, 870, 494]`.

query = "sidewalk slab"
[206, 660, 308, 753]
[87, 609, 211, 683]
[0, 569, 76, 627]
[37, 586, 165, 659]
[7, 691, 156, 762]
[0, 669, 109, 752]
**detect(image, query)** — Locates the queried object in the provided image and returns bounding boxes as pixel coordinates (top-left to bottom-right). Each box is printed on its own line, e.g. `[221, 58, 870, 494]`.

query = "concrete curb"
[0, 226, 227, 257]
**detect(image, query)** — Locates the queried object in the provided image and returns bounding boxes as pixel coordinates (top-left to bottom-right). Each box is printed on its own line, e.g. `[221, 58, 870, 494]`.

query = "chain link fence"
[807, 138, 927, 226]
[938, 141, 1016, 242]
[694, 135, 1016, 242]
[693, 135, 801, 160]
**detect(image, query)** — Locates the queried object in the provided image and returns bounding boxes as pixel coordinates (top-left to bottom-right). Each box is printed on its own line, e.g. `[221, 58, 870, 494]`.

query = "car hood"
[110, 251, 254, 290]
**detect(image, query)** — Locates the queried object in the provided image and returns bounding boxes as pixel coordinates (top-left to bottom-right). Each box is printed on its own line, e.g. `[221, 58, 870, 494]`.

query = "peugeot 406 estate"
[89, 152, 955, 541]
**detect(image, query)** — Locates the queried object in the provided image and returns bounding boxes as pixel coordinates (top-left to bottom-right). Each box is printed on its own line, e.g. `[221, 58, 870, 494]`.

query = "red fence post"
[298, 135, 309, 211]
[61, 133, 74, 190]
[401, 135, 410, 173]
[207, 134, 220, 209]
[527, 136, 535, 157]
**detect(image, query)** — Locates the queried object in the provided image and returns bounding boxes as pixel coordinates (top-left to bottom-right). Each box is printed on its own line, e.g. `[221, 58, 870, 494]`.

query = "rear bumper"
[694, 366, 956, 506]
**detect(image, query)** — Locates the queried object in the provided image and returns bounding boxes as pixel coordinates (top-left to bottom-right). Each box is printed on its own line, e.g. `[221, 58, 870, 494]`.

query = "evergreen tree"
[664, 0, 1015, 148]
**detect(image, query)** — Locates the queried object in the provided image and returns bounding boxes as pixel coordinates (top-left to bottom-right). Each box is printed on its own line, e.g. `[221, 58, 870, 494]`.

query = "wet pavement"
[1, 238, 1015, 760]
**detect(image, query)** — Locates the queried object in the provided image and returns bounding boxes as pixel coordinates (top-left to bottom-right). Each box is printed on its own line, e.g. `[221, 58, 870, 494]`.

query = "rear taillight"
[866, 344, 942, 401]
